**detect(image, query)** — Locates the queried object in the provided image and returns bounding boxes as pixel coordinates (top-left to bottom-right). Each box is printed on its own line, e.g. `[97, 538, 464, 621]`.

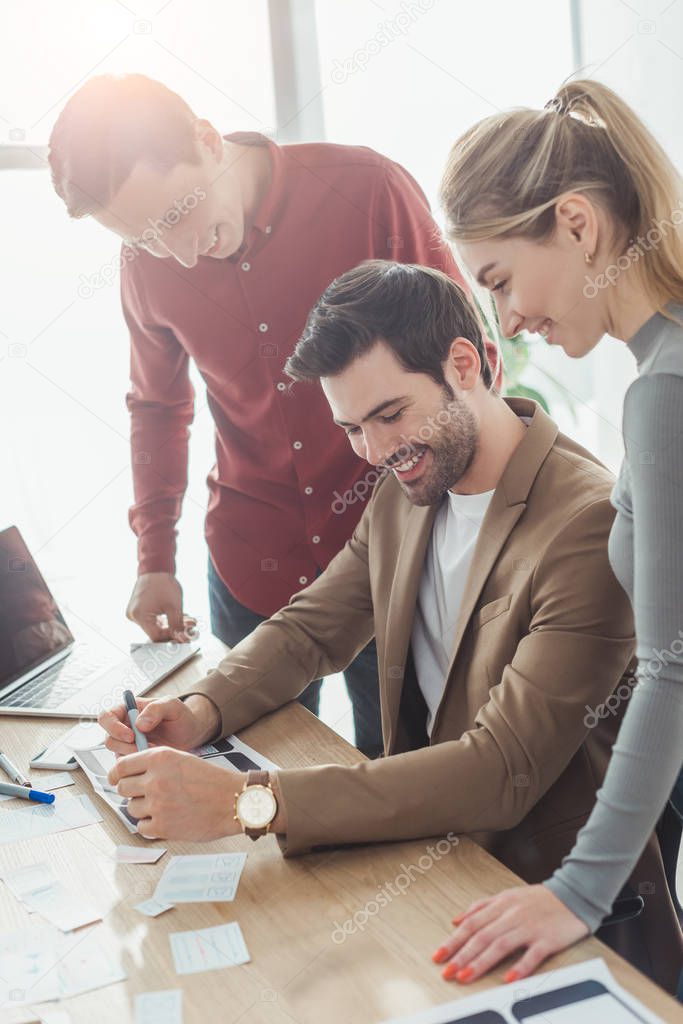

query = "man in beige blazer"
[102, 261, 679, 987]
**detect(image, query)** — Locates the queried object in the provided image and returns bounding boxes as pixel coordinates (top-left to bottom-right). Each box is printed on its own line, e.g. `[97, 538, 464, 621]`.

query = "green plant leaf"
[505, 383, 551, 413]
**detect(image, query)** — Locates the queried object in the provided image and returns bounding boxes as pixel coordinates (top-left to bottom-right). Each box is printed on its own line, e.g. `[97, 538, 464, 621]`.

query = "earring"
[584, 252, 593, 265]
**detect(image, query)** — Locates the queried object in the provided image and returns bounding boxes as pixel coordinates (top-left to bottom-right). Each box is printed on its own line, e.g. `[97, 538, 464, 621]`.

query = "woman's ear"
[554, 192, 600, 254]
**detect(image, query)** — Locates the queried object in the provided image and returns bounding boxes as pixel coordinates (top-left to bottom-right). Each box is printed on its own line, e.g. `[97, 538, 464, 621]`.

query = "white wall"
[0, 1, 275, 652]
[575, 0, 683, 471]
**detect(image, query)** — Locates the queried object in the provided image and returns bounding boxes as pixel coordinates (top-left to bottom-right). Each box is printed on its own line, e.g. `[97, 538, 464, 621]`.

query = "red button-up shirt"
[122, 132, 498, 616]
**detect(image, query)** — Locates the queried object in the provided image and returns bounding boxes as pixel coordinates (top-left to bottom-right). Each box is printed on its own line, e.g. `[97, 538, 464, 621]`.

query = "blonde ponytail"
[440, 79, 683, 315]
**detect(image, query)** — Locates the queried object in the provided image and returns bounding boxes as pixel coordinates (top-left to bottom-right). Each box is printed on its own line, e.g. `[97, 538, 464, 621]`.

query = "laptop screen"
[0, 526, 74, 692]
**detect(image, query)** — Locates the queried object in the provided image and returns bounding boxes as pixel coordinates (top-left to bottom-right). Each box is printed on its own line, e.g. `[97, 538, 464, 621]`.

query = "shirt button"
[276, 382, 286, 391]
[293, 440, 303, 450]
[299, 576, 308, 585]
[312, 535, 320, 544]
[259, 323, 268, 333]
[241, 261, 251, 271]
[304, 486, 313, 495]
[265, 224, 272, 234]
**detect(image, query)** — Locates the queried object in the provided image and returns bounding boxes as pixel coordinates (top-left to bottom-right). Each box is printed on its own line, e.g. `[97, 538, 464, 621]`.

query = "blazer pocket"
[472, 593, 512, 630]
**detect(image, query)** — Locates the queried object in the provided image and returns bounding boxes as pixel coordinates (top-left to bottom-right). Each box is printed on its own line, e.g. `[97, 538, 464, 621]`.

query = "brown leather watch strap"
[243, 770, 273, 840]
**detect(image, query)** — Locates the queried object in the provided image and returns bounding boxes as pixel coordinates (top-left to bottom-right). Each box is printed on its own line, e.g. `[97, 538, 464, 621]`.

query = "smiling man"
[99, 260, 678, 976]
[47, 75, 495, 759]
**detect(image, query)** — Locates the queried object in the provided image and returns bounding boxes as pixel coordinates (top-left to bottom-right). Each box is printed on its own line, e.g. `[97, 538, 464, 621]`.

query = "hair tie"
[544, 96, 568, 116]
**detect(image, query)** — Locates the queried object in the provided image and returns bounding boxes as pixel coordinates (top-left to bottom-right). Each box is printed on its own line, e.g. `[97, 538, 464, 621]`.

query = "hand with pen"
[100, 691, 287, 841]
[98, 692, 221, 757]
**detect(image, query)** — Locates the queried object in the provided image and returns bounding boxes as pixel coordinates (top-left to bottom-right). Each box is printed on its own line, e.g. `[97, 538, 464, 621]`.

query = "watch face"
[236, 785, 277, 829]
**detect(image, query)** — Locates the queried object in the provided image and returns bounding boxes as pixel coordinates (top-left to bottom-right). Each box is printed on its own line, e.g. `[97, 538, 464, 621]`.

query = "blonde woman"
[432, 81, 683, 988]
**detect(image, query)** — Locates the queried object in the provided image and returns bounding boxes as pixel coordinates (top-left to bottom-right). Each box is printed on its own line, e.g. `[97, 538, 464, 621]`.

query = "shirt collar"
[497, 397, 560, 507]
[223, 131, 286, 237]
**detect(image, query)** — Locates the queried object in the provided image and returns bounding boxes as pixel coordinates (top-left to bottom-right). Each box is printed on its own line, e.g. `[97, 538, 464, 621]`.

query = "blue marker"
[123, 689, 149, 750]
[0, 781, 54, 803]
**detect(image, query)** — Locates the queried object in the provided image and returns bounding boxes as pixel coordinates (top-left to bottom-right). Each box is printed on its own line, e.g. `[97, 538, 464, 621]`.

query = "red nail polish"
[432, 946, 450, 964]
[451, 913, 465, 926]
[442, 963, 459, 981]
[504, 968, 520, 984]
[456, 966, 475, 983]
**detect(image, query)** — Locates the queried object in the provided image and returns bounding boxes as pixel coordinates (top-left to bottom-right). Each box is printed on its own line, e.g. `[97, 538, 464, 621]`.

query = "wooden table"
[2, 645, 682, 1023]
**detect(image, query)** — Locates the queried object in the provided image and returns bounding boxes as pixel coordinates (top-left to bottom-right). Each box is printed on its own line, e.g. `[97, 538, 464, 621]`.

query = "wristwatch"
[234, 770, 278, 840]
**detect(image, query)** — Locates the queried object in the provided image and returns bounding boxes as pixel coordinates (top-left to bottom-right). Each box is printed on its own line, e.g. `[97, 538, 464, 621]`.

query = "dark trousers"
[207, 557, 384, 759]
[671, 768, 683, 1003]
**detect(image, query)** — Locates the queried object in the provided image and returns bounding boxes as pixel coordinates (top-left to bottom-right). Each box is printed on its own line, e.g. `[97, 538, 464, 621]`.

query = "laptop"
[0, 525, 200, 718]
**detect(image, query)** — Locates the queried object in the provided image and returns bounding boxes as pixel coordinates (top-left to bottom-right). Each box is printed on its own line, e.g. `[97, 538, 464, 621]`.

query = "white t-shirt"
[411, 487, 495, 736]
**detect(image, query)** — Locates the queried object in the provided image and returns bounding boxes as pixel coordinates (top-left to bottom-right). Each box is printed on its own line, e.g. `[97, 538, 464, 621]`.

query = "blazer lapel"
[383, 501, 437, 751]
[382, 398, 559, 750]
[428, 398, 559, 738]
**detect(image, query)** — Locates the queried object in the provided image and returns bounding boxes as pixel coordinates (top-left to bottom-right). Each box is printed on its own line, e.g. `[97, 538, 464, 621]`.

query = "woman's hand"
[431, 884, 590, 983]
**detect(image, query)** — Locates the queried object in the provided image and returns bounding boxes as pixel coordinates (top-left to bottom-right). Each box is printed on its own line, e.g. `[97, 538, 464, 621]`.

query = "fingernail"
[431, 946, 450, 964]
[451, 913, 465, 926]
[504, 969, 520, 984]
[456, 966, 475, 983]
[442, 963, 459, 981]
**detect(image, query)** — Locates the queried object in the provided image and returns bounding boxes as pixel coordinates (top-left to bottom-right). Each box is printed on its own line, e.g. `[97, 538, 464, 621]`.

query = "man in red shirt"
[48, 74, 498, 758]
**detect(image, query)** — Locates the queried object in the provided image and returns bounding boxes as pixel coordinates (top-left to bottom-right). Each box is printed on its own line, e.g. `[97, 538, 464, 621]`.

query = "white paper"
[40, 772, 77, 792]
[0, 793, 102, 846]
[380, 958, 664, 1024]
[0, 924, 126, 1008]
[32, 722, 107, 768]
[23, 880, 101, 932]
[2, 861, 54, 900]
[2, 860, 100, 932]
[153, 852, 247, 904]
[115, 844, 166, 864]
[61, 720, 108, 750]
[36, 1007, 74, 1024]
[134, 988, 182, 1024]
[134, 897, 174, 918]
[73, 747, 139, 834]
[0, 772, 75, 802]
[169, 922, 250, 974]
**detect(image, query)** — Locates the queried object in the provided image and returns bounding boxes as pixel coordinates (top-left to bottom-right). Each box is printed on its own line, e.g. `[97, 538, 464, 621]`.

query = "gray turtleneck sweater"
[544, 305, 683, 931]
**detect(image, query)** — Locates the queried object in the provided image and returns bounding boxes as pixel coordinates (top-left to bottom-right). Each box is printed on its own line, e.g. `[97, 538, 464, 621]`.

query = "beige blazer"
[185, 398, 681, 987]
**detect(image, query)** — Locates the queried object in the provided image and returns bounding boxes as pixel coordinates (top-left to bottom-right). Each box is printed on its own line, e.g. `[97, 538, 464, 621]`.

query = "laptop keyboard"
[0, 653, 110, 710]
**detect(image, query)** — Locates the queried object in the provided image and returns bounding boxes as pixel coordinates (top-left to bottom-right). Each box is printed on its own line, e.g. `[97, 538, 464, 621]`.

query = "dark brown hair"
[48, 74, 201, 218]
[286, 260, 492, 389]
